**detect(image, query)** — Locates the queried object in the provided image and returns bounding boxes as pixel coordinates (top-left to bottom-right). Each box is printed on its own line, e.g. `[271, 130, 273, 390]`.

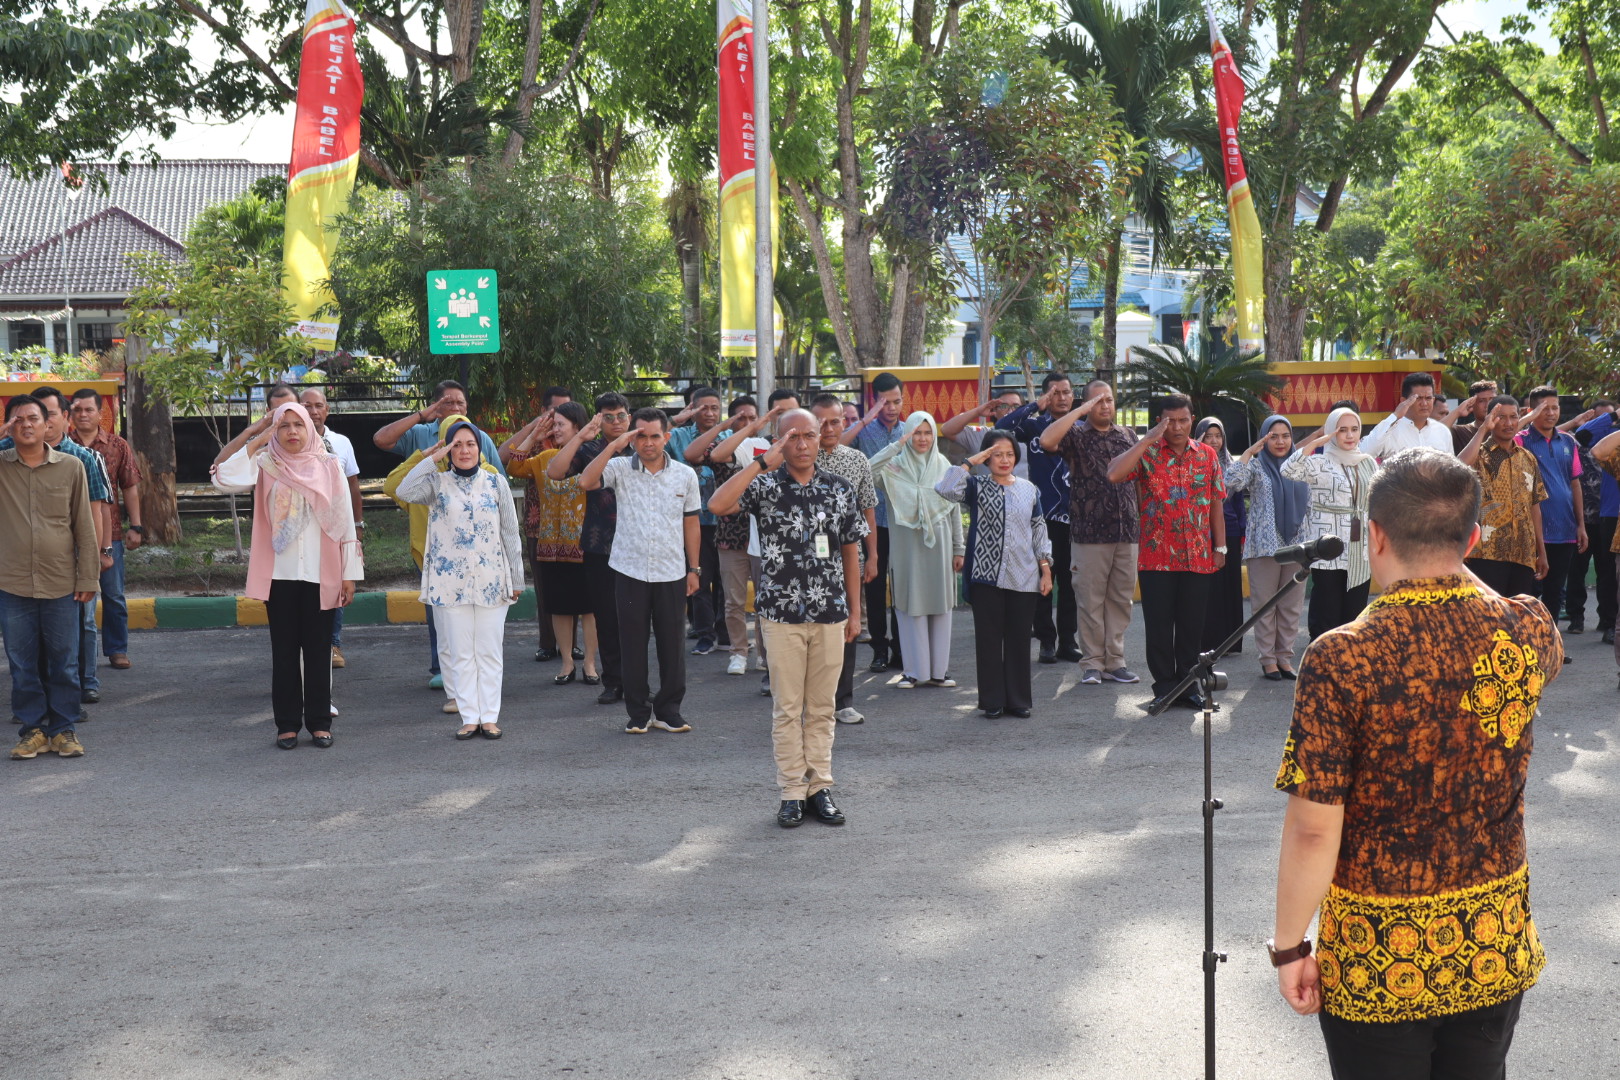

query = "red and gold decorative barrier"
[1261, 357, 1442, 425]
[860, 365, 982, 424]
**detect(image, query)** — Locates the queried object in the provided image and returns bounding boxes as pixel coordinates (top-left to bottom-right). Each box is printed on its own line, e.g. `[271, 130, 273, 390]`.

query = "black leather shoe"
[597, 686, 623, 705]
[572, 646, 585, 661]
[806, 788, 845, 825]
[581, 673, 600, 685]
[1604, 629, 1616, 645]
[1038, 647, 1057, 664]
[535, 647, 559, 662]
[311, 734, 334, 748]
[553, 669, 576, 686]
[1278, 668, 1298, 681]
[1055, 648, 1082, 663]
[868, 653, 889, 673]
[982, 707, 1004, 718]
[1181, 691, 1219, 711]
[1008, 707, 1031, 718]
[777, 800, 805, 828]
[275, 734, 298, 750]
[81, 688, 100, 704]
[1567, 621, 1585, 635]
[1263, 670, 1284, 681]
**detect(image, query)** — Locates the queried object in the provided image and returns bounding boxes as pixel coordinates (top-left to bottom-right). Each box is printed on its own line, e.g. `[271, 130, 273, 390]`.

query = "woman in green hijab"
[870, 411, 965, 688]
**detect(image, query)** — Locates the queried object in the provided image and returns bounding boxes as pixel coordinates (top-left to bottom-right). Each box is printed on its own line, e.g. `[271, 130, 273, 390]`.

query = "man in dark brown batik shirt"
[1272, 448, 1561, 1080]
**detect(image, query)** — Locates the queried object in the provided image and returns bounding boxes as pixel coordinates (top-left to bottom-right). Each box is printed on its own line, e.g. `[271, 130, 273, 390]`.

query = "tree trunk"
[1262, 215, 1308, 364]
[978, 312, 998, 399]
[881, 260, 910, 367]
[124, 337, 181, 544]
[785, 178, 859, 374]
[898, 265, 929, 366]
[444, 0, 484, 84]
[1099, 225, 1123, 382]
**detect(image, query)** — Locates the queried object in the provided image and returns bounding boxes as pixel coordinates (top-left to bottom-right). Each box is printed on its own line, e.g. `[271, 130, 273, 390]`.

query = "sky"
[129, 0, 1556, 166]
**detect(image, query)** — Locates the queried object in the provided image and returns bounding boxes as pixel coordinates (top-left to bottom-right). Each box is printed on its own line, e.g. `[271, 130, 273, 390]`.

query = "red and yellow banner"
[717, 0, 778, 356]
[282, 0, 364, 348]
[1208, 11, 1264, 351]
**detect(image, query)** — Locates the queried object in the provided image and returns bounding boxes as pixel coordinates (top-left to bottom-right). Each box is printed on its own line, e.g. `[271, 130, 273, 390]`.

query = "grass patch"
[125, 505, 418, 596]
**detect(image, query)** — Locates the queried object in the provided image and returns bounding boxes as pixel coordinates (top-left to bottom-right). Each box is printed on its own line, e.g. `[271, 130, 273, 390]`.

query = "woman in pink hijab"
[214, 401, 363, 749]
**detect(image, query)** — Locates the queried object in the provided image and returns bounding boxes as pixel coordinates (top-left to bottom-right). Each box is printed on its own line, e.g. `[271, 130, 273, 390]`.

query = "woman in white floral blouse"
[398, 418, 525, 739]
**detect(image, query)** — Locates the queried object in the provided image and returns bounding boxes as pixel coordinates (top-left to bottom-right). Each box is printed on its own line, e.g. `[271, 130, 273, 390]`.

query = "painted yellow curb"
[386, 590, 427, 624]
[127, 598, 158, 630]
[237, 596, 269, 626]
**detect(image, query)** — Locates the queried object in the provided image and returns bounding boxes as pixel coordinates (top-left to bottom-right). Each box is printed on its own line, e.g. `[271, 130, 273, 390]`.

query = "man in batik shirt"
[1458, 394, 1547, 598]
[1272, 448, 1560, 1079]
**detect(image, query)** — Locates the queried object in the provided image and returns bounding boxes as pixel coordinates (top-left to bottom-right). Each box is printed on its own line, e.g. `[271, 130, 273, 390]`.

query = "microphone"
[1272, 535, 1345, 565]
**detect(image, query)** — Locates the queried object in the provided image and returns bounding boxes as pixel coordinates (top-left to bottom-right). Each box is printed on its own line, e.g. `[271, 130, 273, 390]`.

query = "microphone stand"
[1146, 560, 1317, 1080]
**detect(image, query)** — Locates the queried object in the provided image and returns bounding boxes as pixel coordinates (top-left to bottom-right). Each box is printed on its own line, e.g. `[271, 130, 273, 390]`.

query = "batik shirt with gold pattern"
[1471, 443, 1547, 569]
[1276, 575, 1561, 1023]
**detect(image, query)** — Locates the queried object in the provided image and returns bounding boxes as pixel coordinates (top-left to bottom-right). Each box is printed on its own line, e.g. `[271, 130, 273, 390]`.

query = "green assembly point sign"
[426, 269, 500, 354]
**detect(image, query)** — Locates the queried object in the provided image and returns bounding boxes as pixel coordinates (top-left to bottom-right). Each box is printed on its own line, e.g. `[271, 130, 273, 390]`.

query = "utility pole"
[752, 0, 775, 402]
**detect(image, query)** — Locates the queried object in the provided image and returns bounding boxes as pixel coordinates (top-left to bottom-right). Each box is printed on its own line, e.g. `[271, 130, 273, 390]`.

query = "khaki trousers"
[1072, 541, 1137, 671]
[718, 549, 755, 659]
[761, 619, 844, 799]
[1245, 556, 1306, 667]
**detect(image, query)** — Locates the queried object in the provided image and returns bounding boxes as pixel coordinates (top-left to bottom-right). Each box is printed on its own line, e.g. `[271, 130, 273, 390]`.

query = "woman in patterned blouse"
[1283, 407, 1379, 639]
[935, 430, 1052, 717]
[1226, 415, 1311, 679]
[398, 418, 526, 740]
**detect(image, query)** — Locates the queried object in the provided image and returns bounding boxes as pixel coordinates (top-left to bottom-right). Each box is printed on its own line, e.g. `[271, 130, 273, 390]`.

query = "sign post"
[427, 269, 501, 355]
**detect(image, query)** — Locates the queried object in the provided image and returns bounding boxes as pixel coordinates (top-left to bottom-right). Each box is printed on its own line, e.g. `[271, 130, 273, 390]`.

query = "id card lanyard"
[813, 510, 831, 559]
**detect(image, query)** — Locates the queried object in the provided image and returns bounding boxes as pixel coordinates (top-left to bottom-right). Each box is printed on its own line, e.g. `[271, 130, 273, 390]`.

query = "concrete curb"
[115, 588, 538, 630]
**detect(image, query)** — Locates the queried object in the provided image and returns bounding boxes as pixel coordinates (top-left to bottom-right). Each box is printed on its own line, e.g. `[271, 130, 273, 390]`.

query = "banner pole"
[752, 0, 775, 401]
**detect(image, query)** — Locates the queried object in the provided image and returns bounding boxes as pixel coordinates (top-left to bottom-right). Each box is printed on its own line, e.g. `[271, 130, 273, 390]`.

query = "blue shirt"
[666, 423, 716, 526]
[1577, 413, 1620, 517]
[995, 403, 1071, 524]
[854, 415, 905, 528]
[1516, 427, 1583, 544]
[0, 436, 111, 503]
[390, 422, 505, 477]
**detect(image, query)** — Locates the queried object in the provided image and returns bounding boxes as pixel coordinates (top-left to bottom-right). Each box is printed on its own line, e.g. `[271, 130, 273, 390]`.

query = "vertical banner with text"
[1207, 8, 1265, 351]
[717, 0, 778, 356]
[282, 0, 364, 348]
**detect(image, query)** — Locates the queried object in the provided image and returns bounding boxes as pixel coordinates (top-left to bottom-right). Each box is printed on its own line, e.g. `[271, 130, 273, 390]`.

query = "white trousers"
[436, 603, 507, 726]
[896, 611, 952, 681]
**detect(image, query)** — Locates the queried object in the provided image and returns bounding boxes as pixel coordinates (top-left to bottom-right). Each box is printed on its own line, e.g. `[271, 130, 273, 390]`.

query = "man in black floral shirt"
[711, 410, 867, 829]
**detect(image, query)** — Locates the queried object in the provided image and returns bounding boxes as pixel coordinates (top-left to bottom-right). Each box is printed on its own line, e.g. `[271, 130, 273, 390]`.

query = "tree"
[1045, 0, 1215, 371]
[329, 164, 680, 421]
[1387, 141, 1620, 392]
[1125, 335, 1282, 424]
[883, 27, 1133, 396]
[123, 232, 317, 540]
[0, 1, 197, 179]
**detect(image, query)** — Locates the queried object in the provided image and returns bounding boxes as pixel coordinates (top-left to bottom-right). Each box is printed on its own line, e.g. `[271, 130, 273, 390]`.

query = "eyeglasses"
[601, 412, 629, 422]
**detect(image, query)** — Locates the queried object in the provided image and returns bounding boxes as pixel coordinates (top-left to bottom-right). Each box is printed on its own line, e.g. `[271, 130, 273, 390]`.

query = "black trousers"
[1318, 993, 1522, 1080]
[1032, 518, 1077, 654]
[970, 584, 1037, 711]
[265, 579, 334, 735]
[864, 527, 903, 664]
[528, 548, 555, 650]
[1467, 558, 1538, 601]
[1308, 569, 1372, 640]
[1533, 543, 1576, 623]
[1563, 521, 1615, 625]
[1137, 570, 1212, 698]
[1593, 517, 1618, 628]
[687, 523, 724, 644]
[836, 639, 857, 711]
[584, 553, 621, 690]
[615, 572, 687, 724]
[1202, 533, 1246, 654]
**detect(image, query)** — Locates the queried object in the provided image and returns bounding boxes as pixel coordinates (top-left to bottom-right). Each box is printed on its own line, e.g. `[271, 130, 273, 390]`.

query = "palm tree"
[1126, 335, 1282, 429]
[1045, 0, 1216, 378]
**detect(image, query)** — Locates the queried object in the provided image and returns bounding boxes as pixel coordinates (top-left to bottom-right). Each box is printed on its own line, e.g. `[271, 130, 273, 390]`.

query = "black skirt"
[539, 560, 591, 616]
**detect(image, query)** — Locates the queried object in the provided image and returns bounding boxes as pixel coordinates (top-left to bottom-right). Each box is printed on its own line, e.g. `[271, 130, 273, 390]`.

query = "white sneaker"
[727, 654, 748, 676]
[442, 700, 460, 714]
[329, 703, 340, 717]
[754, 655, 768, 672]
[835, 707, 864, 724]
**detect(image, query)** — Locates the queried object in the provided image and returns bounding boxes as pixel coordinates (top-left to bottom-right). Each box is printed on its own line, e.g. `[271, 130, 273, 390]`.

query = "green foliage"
[1386, 141, 1620, 392]
[1125, 335, 1282, 423]
[328, 164, 680, 422]
[0, 346, 100, 380]
[123, 231, 315, 446]
[188, 190, 286, 268]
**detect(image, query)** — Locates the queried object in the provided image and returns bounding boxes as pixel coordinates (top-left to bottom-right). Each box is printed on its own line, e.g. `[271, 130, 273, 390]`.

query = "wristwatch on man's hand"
[1266, 937, 1312, 967]
[1214, 544, 1228, 555]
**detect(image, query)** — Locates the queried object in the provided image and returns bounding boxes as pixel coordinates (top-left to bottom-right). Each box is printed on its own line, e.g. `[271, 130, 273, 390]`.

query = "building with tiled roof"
[0, 160, 282, 354]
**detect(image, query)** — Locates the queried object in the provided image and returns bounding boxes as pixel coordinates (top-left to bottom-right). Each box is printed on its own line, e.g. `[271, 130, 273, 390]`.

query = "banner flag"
[282, 0, 364, 348]
[1207, 8, 1265, 351]
[717, 0, 779, 356]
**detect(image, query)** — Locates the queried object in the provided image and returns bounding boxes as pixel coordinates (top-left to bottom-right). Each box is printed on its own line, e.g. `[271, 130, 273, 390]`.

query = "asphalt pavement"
[7, 609, 1618, 1079]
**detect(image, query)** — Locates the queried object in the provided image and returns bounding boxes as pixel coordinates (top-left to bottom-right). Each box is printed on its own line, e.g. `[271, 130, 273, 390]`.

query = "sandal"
[454, 726, 479, 740]
[479, 725, 502, 739]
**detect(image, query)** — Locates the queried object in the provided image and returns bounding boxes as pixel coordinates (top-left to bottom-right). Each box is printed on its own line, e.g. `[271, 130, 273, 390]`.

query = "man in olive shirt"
[2, 395, 100, 760]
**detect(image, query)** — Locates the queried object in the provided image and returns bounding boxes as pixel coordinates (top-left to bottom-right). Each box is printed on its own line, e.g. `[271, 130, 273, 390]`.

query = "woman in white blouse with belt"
[398, 418, 525, 740]
[213, 402, 362, 749]
[1282, 406, 1379, 638]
